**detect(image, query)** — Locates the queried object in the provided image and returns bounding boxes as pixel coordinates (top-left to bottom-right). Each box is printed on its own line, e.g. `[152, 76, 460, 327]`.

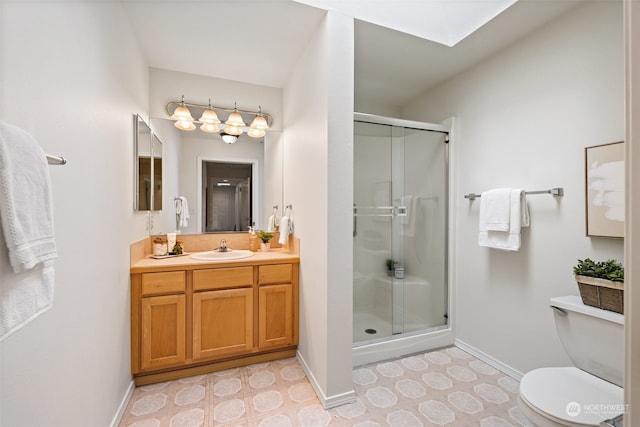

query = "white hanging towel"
[278, 216, 289, 244]
[267, 215, 275, 232]
[0, 241, 55, 342]
[175, 196, 190, 228]
[478, 188, 529, 251]
[0, 121, 57, 341]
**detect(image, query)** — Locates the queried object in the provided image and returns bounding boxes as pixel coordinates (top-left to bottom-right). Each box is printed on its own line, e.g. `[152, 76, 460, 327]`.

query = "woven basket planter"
[575, 275, 624, 314]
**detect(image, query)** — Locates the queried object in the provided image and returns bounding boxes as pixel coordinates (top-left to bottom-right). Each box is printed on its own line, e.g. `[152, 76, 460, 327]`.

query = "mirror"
[149, 117, 283, 234]
[134, 114, 152, 210]
[134, 114, 163, 211]
[202, 161, 252, 232]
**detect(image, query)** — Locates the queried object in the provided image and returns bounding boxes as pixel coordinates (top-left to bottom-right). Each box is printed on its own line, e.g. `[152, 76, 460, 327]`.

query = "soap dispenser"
[248, 226, 258, 252]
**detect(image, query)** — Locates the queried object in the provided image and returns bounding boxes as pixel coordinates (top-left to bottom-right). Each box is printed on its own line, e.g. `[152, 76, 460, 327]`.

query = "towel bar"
[46, 154, 66, 165]
[464, 187, 563, 201]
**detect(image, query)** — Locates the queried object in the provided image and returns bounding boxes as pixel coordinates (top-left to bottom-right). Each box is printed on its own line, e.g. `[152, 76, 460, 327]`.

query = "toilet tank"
[551, 295, 624, 387]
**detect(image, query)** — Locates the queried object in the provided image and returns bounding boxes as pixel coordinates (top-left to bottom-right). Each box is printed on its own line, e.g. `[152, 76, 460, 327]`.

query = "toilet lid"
[520, 367, 624, 426]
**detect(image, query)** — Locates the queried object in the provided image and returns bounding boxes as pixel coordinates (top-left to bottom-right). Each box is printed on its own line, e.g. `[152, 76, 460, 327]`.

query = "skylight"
[291, 0, 518, 47]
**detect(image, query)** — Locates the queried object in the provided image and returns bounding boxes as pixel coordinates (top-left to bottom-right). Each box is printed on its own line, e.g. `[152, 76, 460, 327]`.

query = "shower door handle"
[353, 203, 357, 237]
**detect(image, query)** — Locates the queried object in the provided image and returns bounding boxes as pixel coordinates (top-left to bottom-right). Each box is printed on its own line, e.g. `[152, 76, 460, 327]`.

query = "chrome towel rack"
[464, 187, 564, 201]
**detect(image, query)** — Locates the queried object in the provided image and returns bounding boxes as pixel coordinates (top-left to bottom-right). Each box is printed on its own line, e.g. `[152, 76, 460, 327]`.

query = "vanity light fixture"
[199, 99, 221, 133]
[165, 96, 273, 140]
[247, 106, 268, 138]
[224, 103, 246, 136]
[170, 95, 196, 131]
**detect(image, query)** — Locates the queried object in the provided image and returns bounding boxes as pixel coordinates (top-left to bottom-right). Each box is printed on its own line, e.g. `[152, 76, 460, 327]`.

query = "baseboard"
[296, 350, 356, 409]
[454, 338, 524, 380]
[110, 379, 136, 427]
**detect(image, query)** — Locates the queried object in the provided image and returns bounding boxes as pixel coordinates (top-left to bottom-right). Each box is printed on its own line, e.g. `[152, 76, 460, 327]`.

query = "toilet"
[518, 295, 624, 426]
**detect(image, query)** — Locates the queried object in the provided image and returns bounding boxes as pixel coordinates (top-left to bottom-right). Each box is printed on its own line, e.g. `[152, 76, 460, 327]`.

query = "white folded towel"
[478, 188, 529, 251]
[482, 188, 512, 232]
[0, 122, 57, 272]
[0, 122, 57, 341]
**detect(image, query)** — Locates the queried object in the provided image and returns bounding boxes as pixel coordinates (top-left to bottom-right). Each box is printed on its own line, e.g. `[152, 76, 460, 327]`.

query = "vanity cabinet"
[258, 264, 294, 349]
[130, 259, 298, 385]
[139, 271, 186, 371]
[192, 267, 254, 360]
[141, 294, 186, 370]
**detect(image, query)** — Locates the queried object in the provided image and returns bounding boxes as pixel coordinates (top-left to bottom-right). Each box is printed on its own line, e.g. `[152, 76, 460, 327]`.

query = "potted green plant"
[256, 230, 274, 252]
[385, 259, 395, 276]
[573, 258, 624, 314]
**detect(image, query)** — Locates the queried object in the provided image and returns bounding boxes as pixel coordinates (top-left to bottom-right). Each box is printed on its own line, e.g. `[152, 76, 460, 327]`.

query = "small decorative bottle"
[248, 226, 258, 252]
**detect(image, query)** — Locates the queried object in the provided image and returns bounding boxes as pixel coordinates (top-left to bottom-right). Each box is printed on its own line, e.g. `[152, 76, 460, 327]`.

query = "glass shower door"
[353, 120, 448, 344]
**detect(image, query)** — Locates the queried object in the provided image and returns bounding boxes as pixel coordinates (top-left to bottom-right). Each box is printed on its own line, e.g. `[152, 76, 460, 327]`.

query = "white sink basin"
[190, 249, 255, 261]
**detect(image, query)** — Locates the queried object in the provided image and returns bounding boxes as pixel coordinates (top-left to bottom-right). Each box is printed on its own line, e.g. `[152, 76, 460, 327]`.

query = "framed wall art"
[585, 141, 624, 238]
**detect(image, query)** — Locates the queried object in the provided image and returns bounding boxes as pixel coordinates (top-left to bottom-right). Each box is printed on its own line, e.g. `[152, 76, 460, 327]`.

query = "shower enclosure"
[353, 113, 450, 359]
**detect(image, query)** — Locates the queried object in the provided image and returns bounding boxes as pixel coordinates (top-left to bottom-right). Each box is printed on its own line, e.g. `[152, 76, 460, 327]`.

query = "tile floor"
[119, 347, 532, 426]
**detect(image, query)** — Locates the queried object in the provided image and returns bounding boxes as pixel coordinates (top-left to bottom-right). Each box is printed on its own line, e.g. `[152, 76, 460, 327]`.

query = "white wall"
[283, 11, 356, 407]
[0, 2, 148, 426]
[403, 1, 624, 374]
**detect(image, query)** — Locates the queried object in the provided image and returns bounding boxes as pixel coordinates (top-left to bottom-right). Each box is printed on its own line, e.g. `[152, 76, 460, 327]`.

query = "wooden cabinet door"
[141, 294, 186, 371]
[259, 284, 293, 349]
[193, 288, 253, 360]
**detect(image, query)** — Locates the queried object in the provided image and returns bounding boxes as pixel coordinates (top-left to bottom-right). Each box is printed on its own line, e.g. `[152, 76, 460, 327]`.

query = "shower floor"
[354, 310, 392, 343]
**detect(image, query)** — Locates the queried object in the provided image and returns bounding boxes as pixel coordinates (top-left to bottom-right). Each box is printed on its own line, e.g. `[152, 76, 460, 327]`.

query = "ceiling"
[292, 0, 519, 47]
[123, 0, 581, 109]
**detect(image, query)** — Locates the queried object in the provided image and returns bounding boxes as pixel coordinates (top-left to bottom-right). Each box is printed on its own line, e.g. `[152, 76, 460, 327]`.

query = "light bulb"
[247, 127, 265, 138]
[171, 105, 193, 122]
[174, 120, 195, 131]
[249, 114, 269, 130]
[224, 124, 243, 136]
[200, 123, 220, 133]
[199, 108, 220, 124]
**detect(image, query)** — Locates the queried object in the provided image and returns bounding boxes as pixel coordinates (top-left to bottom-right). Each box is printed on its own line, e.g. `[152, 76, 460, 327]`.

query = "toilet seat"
[519, 367, 623, 426]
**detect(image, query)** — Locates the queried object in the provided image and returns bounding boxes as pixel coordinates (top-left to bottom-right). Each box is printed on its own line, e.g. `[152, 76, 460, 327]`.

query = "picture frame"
[584, 141, 624, 238]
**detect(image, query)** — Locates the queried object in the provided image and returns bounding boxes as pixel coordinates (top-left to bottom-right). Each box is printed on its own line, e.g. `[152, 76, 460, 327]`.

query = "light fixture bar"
[165, 99, 273, 128]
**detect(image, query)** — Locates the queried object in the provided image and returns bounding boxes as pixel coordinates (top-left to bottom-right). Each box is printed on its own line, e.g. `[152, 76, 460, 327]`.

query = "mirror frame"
[152, 133, 163, 211]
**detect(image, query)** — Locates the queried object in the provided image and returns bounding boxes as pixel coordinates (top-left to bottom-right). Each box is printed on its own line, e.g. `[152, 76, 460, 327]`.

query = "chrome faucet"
[217, 239, 230, 252]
